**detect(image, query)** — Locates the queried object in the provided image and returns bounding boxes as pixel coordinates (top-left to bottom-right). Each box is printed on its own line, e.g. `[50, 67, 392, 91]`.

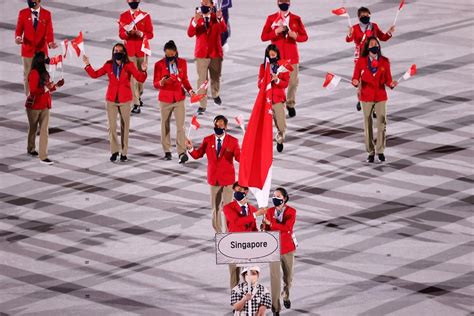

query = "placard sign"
[215, 231, 280, 265]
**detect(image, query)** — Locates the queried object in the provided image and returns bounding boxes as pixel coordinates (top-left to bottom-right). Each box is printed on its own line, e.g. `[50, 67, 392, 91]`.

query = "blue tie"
[216, 138, 222, 157]
[32, 11, 38, 30]
[241, 205, 247, 216]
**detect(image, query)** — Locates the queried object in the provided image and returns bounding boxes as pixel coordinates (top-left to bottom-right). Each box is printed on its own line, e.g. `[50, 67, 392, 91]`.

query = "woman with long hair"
[26, 51, 64, 165]
[352, 37, 398, 163]
[83, 43, 147, 163]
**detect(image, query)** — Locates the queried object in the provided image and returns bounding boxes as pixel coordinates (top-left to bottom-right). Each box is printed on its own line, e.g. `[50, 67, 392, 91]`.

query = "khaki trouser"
[210, 184, 233, 233]
[273, 102, 286, 144]
[129, 56, 145, 105]
[23, 57, 33, 96]
[228, 264, 241, 290]
[26, 108, 50, 160]
[160, 100, 186, 155]
[105, 101, 132, 155]
[196, 57, 223, 109]
[286, 63, 299, 108]
[270, 251, 295, 312]
[361, 101, 387, 155]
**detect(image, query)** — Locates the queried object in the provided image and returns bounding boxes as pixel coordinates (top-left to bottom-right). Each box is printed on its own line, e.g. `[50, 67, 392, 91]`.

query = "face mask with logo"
[27, 0, 37, 9]
[360, 16, 370, 24]
[214, 127, 225, 135]
[278, 3, 290, 11]
[128, 1, 139, 10]
[200, 5, 211, 14]
[234, 191, 246, 201]
[272, 197, 284, 207]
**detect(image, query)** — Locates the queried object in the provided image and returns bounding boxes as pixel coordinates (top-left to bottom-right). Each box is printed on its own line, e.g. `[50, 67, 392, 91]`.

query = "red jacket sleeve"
[261, 16, 278, 42]
[119, 18, 128, 40]
[352, 58, 364, 82]
[85, 63, 108, 79]
[187, 17, 199, 37]
[143, 14, 154, 39]
[384, 59, 393, 87]
[153, 62, 162, 89]
[274, 72, 290, 89]
[233, 139, 241, 163]
[46, 12, 54, 45]
[295, 17, 308, 42]
[374, 24, 392, 42]
[127, 62, 147, 83]
[271, 209, 296, 232]
[15, 11, 24, 38]
[346, 26, 354, 42]
[189, 138, 207, 159]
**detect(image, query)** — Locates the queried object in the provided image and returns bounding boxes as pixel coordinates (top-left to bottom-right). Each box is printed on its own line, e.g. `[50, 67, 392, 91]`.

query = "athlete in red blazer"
[118, 8, 154, 58]
[153, 57, 193, 103]
[263, 205, 296, 255]
[187, 12, 226, 59]
[352, 54, 394, 102]
[224, 200, 258, 233]
[84, 58, 147, 103]
[258, 64, 290, 104]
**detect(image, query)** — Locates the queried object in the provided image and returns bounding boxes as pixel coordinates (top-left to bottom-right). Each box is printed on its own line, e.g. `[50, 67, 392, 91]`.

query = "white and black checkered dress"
[230, 282, 272, 315]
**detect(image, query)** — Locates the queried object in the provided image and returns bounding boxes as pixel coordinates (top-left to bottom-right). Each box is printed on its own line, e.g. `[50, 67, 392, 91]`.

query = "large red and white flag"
[70, 31, 85, 57]
[238, 59, 274, 207]
[141, 37, 151, 56]
[323, 72, 342, 90]
[402, 64, 416, 80]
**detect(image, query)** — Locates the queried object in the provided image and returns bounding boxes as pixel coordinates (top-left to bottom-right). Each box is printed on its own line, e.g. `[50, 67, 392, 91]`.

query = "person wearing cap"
[15, 0, 58, 96]
[154, 40, 195, 164]
[224, 182, 268, 289]
[262, 187, 297, 315]
[187, 0, 227, 114]
[185, 115, 240, 233]
[119, 0, 154, 114]
[231, 266, 272, 316]
[261, 0, 308, 118]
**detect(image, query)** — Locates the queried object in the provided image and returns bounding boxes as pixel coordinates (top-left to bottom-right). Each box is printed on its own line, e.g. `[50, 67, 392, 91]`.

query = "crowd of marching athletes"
[15, 0, 413, 314]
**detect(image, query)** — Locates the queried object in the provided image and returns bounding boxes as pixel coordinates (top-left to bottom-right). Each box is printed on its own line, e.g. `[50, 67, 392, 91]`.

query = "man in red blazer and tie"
[119, 0, 154, 114]
[185, 115, 240, 234]
[187, 0, 227, 114]
[261, 0, 308, 118]
[15, 0, 57, 95]
[223, 182, 267, 289]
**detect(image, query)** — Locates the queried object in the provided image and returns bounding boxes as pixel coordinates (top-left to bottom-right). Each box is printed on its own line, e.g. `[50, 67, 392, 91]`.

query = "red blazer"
[352, 56, 393, 102]
[224, 200, 258, 233]
[27, 69, 56, 110]
[346, 23, 392, 61]
[153, 57, 193, 103]
[258, 64, 290, 104]
[189, 134, 240, 186]
[263, 206, 296, 255]
[15, 8, 54, 58]
[187, 14, 226, 59]
[261, 12, 308, 64]
[119, 10, 154, 57]
[85, 61, 147, 103]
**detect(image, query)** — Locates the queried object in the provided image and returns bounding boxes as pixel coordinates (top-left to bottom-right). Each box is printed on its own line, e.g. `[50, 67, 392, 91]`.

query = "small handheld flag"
[332, 7, 351, 27]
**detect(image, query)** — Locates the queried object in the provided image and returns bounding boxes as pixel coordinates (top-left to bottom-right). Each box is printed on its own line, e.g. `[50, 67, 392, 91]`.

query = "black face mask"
[128, 1, 139, 10]
[369, 46, 379, 54]
[200, 5, 211, 14]
[360, 16, 370, 24]
[278, 3, 290, 11]
[113, 52, 125, 61]
[234, 192, 246, 201]
[269, 57, 278, 64]
[27, 0, 37, 9]
[166, 56, 176, 62]
[272, 197, 284, 207]
[214, 127, 225, 135]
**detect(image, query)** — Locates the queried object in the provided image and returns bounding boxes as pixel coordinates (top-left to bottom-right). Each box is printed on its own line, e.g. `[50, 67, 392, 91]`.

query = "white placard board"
[215, 231, 280, 265]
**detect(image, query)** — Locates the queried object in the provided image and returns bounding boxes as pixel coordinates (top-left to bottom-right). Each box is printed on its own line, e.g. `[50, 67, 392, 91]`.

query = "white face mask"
[246, 274, 258, 285]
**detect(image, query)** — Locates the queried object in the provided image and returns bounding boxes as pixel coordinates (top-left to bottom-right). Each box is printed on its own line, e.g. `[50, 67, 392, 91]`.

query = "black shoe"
[131, 105, 141, 114]
[110, 152, 119, 163]
[28, 150, 38, 157]
[164, 152, 172, 160]
[273, 312, 280, 316]
[287, 106, 296, 118]
[139, 98, 144, 107]
[373, 111, 377, 119]
[356, 101, 361, 111]
[284, 299, 291, 309]
[213, 96, 222, 105]
[179, 153, 189, 164]
[120, 154, 128, 162]
[40, 158, 54, 165]
[378, 153, 386, 162]
[197, 107, 206, 115]
[366, 155, 375, 163]
[276, 143, 284, 153]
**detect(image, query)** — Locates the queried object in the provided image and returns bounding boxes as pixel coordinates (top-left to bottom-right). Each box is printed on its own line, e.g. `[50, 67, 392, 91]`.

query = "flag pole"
[394, 10, 400, 26]
[346, 14, 352, 27]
